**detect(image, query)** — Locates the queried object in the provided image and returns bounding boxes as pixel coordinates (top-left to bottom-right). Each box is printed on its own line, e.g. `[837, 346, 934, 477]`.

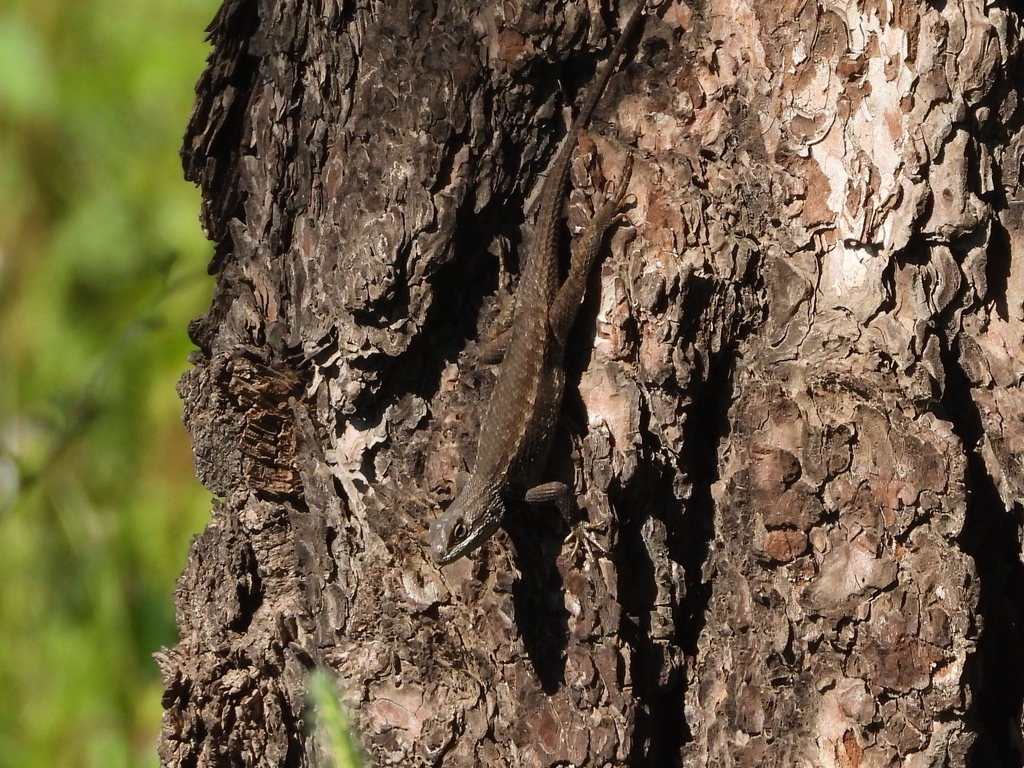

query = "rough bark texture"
[160, 0, 1024, 766]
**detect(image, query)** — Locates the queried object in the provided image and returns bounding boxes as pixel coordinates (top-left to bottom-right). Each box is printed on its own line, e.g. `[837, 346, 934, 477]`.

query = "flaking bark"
[161, 0, 1024, 766]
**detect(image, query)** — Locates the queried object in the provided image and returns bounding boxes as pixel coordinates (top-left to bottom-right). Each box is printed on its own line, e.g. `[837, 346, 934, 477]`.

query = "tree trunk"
[159, 0, 1024, 766]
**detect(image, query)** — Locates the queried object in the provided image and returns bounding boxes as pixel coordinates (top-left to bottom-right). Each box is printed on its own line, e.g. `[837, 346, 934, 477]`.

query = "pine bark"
[159, 0, 1024, 766]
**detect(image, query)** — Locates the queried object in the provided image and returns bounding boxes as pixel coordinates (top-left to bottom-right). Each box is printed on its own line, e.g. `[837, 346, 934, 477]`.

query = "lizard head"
[429, 481, 506, 565]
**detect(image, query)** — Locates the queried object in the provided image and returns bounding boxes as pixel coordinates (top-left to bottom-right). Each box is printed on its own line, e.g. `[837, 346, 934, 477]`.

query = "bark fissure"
[942, 345, 1024, 767]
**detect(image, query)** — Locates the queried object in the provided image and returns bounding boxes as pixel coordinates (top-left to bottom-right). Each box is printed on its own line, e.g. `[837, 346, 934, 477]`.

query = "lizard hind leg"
[548, 152, 635, 343]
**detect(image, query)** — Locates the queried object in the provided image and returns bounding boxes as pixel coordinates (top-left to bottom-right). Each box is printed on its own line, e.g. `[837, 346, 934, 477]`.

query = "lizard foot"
[562, 514, 610, 564]
[522, 482, 608, 562]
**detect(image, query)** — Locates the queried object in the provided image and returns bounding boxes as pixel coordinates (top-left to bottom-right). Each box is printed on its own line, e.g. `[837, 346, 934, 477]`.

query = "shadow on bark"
[943, 342, 1024, 767]
[507, 506, 573, 692]
[616, 349, 732, 765]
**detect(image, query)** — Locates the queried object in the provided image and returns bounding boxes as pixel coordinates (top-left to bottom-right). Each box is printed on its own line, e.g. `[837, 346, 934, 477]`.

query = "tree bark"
[159, 0, 1024, 766]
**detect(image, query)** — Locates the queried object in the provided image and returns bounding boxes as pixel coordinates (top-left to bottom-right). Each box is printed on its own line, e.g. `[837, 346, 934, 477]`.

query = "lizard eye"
[452, 522, 468, 541]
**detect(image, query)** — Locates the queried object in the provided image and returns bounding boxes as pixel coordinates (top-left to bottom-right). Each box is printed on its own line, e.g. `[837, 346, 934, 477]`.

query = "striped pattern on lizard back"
[428, 2, 644, 565]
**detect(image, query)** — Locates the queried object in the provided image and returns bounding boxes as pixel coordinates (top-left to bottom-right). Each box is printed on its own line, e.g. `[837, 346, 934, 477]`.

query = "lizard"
[429, 1, 646, 565]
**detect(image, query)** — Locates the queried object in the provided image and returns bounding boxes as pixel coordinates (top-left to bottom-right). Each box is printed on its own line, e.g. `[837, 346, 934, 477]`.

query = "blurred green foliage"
[0, 0, 219, 765]
[306, 672, 364, 768]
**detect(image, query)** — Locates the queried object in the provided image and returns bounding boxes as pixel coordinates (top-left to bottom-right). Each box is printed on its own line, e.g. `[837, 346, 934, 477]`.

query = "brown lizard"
[429, 2, 645, 564]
